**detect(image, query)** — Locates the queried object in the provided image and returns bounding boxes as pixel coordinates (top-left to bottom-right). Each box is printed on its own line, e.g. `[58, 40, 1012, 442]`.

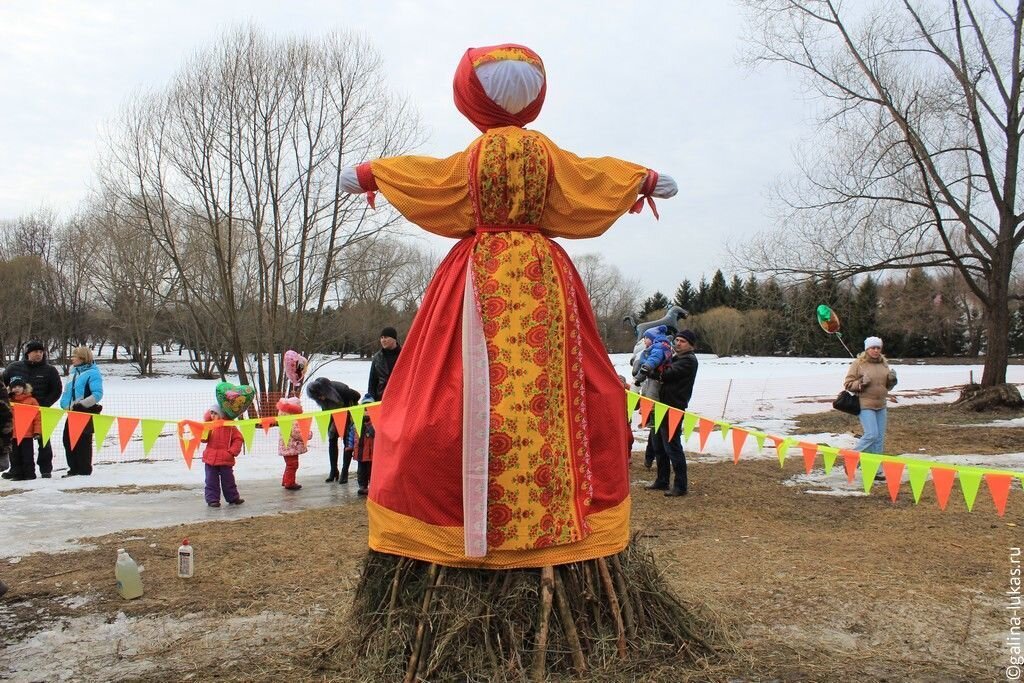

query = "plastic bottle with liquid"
[115, 549, 144, 599]
[177, 539, 194, 578]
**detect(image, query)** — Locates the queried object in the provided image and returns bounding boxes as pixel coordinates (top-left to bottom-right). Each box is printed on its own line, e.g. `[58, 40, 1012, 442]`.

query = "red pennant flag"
[799, 442, 818, 474]
[297, 417, 313, 444]
[842, 450, 860, 483]
[731, 428, 748, 463]
[11, 403, 38, 444]
[365, 403, 382, 425]
[117, 417, 140, 453]
[638, 398, 654, 428]
[881, 461, 905, 502]
[769, 435, 785, 449]
[260, 417, 276, 433]
[665, 408, 684, 441]
[984, 473, 1013, 517]
[176, 420, 203, 470]
[331, 411, 348, 434]
[697, 417, 715, 451]
[65, 411, 93, 450]
[930, 467, 956, 510]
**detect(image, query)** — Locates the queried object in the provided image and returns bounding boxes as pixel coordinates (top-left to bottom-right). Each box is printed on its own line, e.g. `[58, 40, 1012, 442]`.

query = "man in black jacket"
[647, 330, 698, 496]
[2, 341, 61, 478]
[367, 327, 402, 401]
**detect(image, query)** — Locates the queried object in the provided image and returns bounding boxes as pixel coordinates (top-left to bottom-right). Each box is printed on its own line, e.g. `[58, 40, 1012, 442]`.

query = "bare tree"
[99, 27, 422, 393]
[575, 253, 643, 351]
[738, 0, 1024, 386]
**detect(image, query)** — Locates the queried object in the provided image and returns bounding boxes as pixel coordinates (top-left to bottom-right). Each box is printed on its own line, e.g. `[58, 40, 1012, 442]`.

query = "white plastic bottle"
[177, 539, 194, 578]
[115, 549, 144, 599]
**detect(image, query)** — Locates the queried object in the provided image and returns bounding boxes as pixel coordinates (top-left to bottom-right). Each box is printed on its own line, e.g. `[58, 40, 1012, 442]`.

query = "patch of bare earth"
[1, 406, 1020, 680]
[61, 484, 191, 496]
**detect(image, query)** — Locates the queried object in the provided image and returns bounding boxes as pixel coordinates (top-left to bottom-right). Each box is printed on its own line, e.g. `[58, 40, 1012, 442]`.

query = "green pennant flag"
[92, 414, 115, 451]
[958, 468, 984, 511]
[860, 454, 881, 493]
[719, 422, 730, 440]
[141, 419, 166, 455]
[652, 403, 668, 431]
[753, 432, 766, 452]
[626, 391, 641, 419]
[907, 463, 929, 503]
[277, 415, 295, 442]
[235, 420, 256, 451]
[315, 413, 332, 440]
[39, 406, 63, 446]
[776, 439, 791, 465]
[682, 411, 698, 441]
[821, 448, 838, 474]
[349, 406, 366, 436]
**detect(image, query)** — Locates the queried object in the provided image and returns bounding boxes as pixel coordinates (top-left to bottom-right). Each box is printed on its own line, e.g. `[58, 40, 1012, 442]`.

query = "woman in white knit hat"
[843, 336, 898, 455]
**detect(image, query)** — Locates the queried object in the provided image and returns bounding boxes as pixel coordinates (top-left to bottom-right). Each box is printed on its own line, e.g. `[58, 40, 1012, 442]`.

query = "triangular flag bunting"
[719, 422, 731, 441]
[799, 443, 818, 474]
[331, 410, 349, 436]
[39, 406, 63, 446]
[682, 411, 698, 442]
[860, 454, 881, 493]
[277, 415, 295, 442]
[260, 417, 276, 433]
[365, 402, 382, 425]
[907, 463, 929, 503]
[66, 411, 92, 450]
[822, 449, 838, 474]
[176, 420, 202, 470]
[984, 473, 1013, 517]
[638, 398, 654, 429]
[236, 420, 256, 451]
[653, 403, 668, 431]
[140, 419, 166, 455]
[753, 432, 766, 452]
[314, 413, 331, 440]
[930, 467, 956, 510]
[665, 408, 684, 441]
[775, 438, 791, 466]
[881, 461, 905, 502]
[297, 417, 313, 444]
[842, 450, 860, 483]
[958, 469, 983, 512]
[92, 414, 115, 451]
[697, 417, 715, 451]
[626, 391, 641, 419]
[117, 417, 139, 453]
[349, 405, 366, 436]
[731, 428, 748, 463]
[11, 403, 38, 443]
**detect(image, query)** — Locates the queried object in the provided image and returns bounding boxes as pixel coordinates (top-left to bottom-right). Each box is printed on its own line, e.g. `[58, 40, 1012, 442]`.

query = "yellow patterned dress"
[363, 126, 648, 568]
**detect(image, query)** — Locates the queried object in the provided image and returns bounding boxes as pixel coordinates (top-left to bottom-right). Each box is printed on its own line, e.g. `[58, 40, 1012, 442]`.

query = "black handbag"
[832, 390, 860, 416]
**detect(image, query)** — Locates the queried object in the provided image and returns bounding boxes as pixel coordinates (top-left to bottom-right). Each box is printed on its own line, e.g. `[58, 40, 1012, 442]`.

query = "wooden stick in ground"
[415, 568, 444, 680]
[609, 554, 636, 640]
[386, 557, 408, 629]
[596, 557, 627, 658]
[553, 568, 587, 673]
[531, 566, 555, 682]
[403, 563, 440, 683]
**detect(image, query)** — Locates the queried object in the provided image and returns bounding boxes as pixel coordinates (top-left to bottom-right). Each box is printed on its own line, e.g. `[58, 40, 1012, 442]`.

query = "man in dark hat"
[3, 341, 61, 478]
[367, 327, 402, 402]
[647, 329, 698, 497]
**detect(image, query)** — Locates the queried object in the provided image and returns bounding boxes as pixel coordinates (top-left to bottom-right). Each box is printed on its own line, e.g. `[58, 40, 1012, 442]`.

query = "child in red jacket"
[277, 396, 308, 490]
[202, 406, 244, 507]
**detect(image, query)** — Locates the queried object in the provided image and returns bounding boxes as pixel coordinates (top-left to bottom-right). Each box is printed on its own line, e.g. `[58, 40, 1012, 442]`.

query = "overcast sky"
[0, 1, 813, 298]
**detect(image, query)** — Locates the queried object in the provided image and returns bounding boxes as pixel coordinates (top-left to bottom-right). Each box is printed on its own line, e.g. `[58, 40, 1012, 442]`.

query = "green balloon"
[816, 304, 832, 323]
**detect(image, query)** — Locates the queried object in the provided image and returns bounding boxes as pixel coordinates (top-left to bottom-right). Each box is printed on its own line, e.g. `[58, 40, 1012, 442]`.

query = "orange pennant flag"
[638, 398, 654, 428]
[365, 403, 382, 425]
[842, 450, 860, 483]
[731, 428, 748, 463]
[11, 403, 38, 443]
[881, 461, 905, 502]
[331, 411, 349, 435]
[297, 417, 313, 444]
[176, 420, 203, 470]
[665, 408, 684, 441]
[984, 473, 1013, 517]
[930, 467, 956, 510]
[65, 411, 93, 450]
[117, 417, 139, 453]
[697, 417, 715, 451]
[260, 417, 276, 433]
[799, 443, 818, 474]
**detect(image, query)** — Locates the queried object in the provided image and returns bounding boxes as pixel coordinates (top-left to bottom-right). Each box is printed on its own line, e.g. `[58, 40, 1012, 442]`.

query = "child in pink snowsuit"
[277, 396, 307, 490]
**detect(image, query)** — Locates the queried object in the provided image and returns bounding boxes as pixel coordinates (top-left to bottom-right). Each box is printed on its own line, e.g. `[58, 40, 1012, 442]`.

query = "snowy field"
[2, 348, 1023, 560]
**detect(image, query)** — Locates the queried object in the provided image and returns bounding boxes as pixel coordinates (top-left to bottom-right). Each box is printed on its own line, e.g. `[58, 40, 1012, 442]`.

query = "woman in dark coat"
[307, 378, 361, 483]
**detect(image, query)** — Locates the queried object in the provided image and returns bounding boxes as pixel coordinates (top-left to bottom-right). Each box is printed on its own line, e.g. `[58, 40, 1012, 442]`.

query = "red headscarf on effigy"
[453, 44, 547, 132]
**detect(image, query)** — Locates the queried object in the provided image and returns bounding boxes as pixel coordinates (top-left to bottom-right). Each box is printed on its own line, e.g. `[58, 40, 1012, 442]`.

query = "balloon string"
[836, 333, 856, 359]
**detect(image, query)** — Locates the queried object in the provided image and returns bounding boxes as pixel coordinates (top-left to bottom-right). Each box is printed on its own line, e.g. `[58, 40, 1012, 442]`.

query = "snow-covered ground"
[2, 348, 1022, 560]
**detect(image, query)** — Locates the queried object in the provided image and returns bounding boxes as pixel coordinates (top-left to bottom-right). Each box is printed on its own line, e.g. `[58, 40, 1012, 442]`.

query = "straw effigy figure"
[325, 43, 723, 681]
